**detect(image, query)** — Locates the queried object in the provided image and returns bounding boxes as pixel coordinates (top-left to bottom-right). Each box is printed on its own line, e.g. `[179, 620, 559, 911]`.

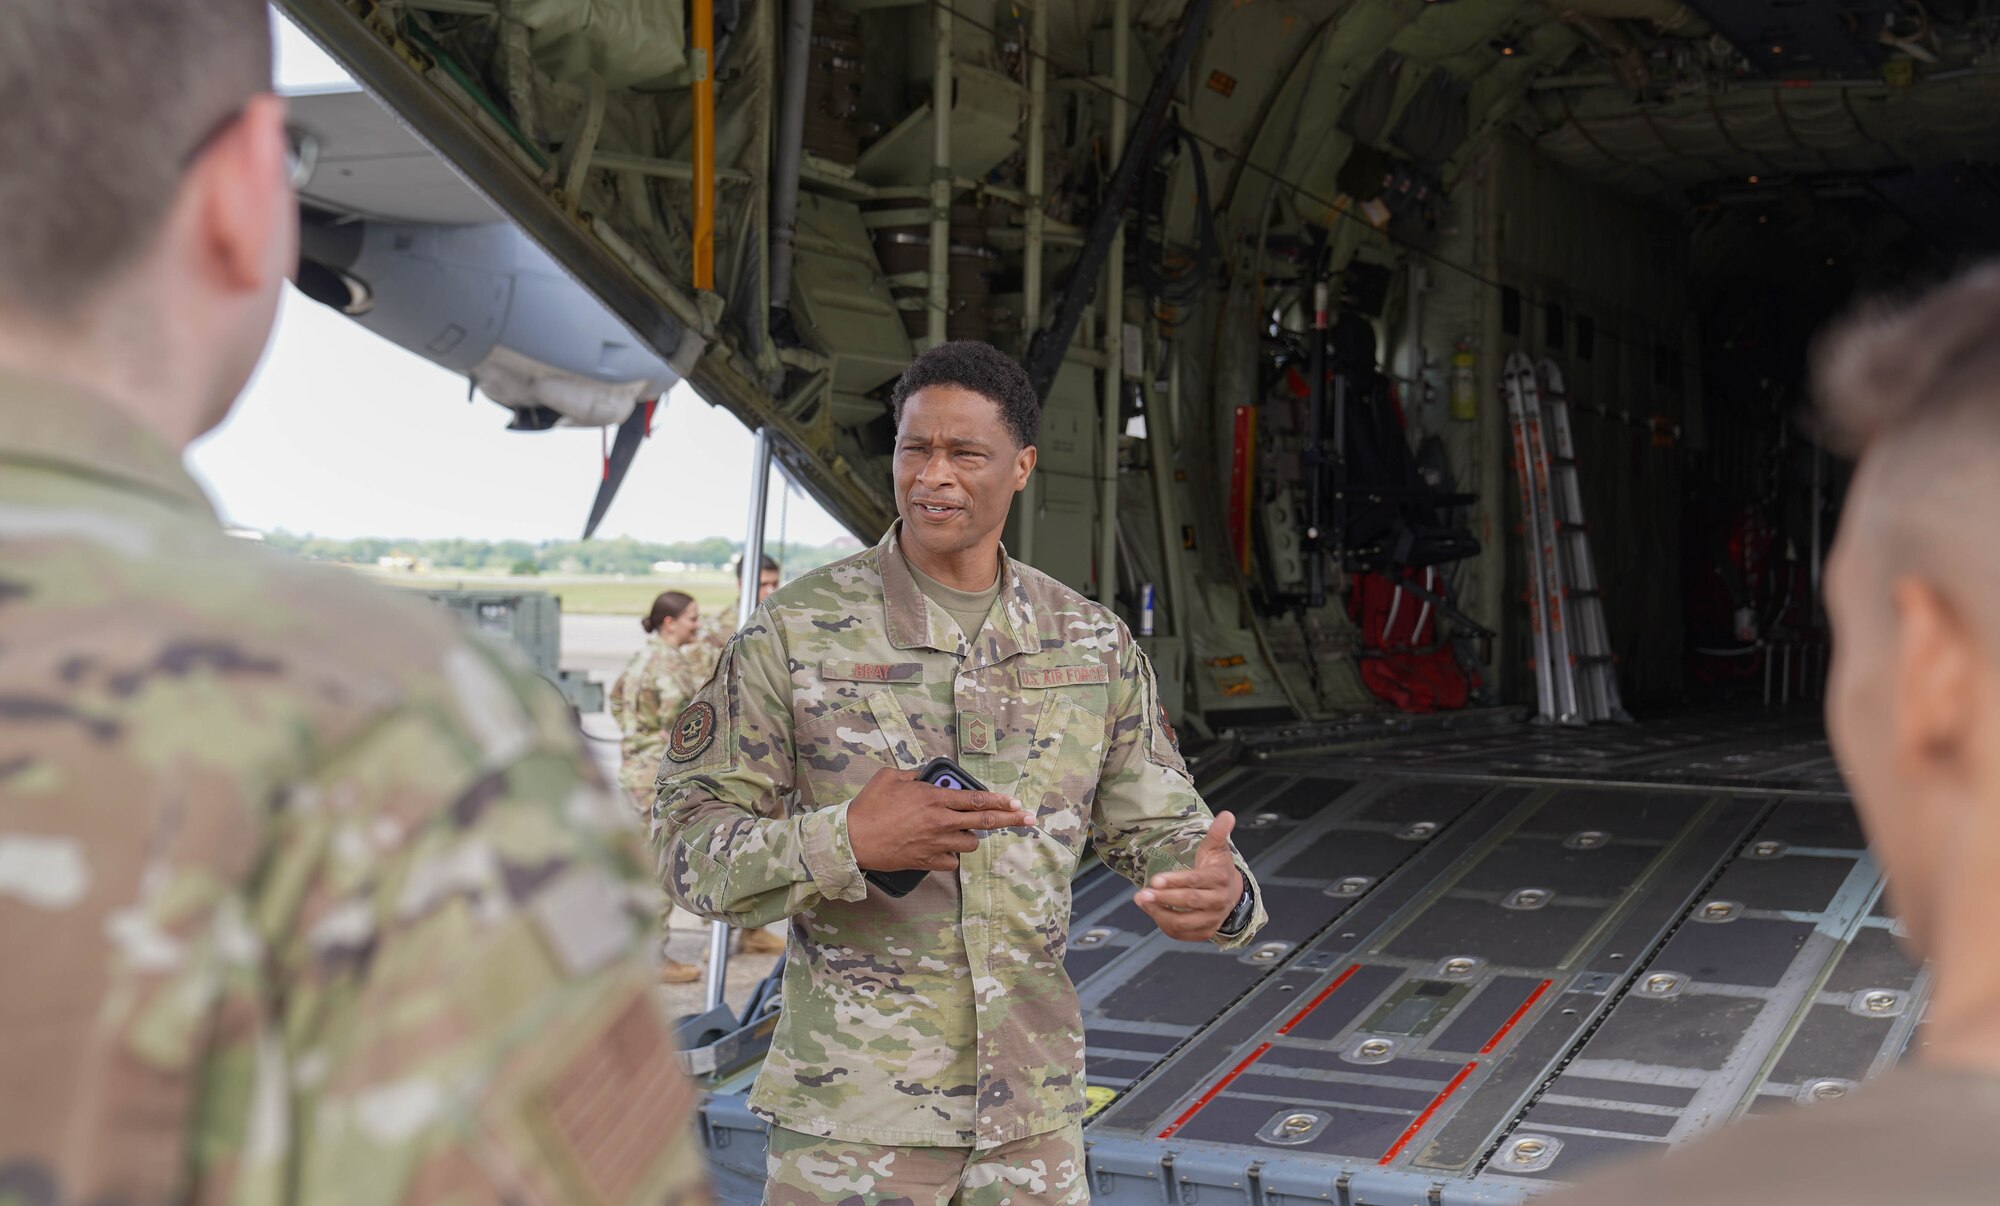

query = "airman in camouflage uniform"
[698, 552, 781, 651]
[0, 374, 711, 1202]
[609, 593, 729, 982]
[0, 4, 708, 1201]
[611, 613, 719, 802]
[654, 342, 1264, 1202]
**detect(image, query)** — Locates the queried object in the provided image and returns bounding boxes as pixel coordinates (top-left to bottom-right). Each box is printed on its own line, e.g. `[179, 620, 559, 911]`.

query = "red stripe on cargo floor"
[1156, 963, 1366, 1139]
[1157, 1043, 1272, 1139]
[1378, 1060, 1479, 1165]
[1276, 963, 1363, 1035]
[1479, 979, 1554, 1054]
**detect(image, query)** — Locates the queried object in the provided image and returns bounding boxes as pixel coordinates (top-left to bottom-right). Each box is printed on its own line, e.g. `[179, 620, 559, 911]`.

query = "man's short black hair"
[890, 341, 1040, 448]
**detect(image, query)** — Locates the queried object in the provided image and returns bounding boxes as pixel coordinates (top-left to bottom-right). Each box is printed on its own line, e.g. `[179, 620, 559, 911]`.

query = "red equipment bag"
[1351, 568, 1469, 712]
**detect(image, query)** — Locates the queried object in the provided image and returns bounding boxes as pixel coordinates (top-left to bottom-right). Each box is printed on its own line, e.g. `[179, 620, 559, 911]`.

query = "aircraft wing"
[275, 4, 897, 541]
[286, 83, 501, 225]
[286, 81, 681, 539]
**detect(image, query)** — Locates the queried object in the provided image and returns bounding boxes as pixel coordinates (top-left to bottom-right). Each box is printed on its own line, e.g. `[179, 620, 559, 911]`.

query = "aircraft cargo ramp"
[693, 712, 1920, 1203]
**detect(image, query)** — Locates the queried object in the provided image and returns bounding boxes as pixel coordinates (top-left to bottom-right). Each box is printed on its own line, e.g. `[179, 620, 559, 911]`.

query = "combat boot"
[737, 927, 786, 955]
[659, 958, 702, 984]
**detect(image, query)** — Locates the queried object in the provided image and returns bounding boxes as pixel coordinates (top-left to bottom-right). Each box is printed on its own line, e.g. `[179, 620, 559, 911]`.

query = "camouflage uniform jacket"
[695, 609, 737, 652]
[653, 522, 1266, 1149]
[608, 635, 717, 800]
[0, 370, 708, 1206]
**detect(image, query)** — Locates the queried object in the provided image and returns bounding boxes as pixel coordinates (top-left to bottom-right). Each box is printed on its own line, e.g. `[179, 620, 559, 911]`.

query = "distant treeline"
[261, 531, 861, 576]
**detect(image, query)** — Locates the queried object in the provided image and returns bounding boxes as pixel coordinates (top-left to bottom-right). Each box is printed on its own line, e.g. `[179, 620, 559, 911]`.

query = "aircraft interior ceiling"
[279, 0, 2000, 727]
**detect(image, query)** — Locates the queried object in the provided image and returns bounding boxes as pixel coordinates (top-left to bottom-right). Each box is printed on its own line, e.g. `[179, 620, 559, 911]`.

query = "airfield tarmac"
[561, 614, 785, 1020]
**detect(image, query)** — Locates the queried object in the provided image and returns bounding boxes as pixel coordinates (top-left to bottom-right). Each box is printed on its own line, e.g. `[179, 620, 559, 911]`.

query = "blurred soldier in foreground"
[1544, 267, 2000, 1204]
[0, 5, 708, 1202]
[654, 341, 1265, 1204]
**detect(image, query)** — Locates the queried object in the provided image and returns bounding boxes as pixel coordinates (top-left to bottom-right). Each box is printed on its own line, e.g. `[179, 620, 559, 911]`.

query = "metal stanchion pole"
[706, 426, 774, 1015]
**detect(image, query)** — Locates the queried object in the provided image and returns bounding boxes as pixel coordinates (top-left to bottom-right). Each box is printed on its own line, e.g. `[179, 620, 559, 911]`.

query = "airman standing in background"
[680, 554, 790, 959]
[0, 5, 708, 1202]
[610, 589, 781, 978]
[700, 551, 781, 650]
[610, 590, 715, 982]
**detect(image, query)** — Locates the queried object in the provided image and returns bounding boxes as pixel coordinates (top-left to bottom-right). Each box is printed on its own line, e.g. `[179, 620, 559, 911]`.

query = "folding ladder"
[1502, 351, 1570, 723]
[1536, 359, 1629, 723]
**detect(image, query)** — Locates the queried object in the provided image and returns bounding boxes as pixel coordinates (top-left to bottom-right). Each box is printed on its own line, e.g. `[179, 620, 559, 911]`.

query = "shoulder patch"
[666, 700, 717, 763]
[532, 989, 699, 1205]
[1019, 663, 1112, 689]
[1158, 704, 1179, 754]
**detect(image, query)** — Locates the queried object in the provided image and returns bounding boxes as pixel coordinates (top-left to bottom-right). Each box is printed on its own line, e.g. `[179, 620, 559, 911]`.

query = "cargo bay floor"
[691, 709, 1920, 1204]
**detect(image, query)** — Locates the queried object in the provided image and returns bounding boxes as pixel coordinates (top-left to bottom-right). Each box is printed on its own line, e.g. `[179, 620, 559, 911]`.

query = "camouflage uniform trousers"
[763, 1124, 1087, 1206]
[629, 785, 682, 949]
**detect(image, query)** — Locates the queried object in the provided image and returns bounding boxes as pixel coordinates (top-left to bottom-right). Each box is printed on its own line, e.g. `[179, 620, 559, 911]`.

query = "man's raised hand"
[1134, 812, 1244, 942]
[847, 766, 1035, 873]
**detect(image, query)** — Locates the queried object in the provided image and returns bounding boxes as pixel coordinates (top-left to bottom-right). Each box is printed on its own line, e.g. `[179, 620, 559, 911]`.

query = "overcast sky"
[186, 15, 854, 548]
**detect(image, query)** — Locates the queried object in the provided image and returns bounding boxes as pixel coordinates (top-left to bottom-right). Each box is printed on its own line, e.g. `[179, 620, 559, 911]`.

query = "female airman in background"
[611, 590, 783, 982]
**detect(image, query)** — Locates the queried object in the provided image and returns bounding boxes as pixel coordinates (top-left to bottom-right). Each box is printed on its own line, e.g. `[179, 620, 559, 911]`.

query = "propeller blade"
[582, 398, 657, 539]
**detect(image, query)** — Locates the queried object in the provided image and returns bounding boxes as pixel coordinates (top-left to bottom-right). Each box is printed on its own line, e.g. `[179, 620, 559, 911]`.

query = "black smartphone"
[864, 757, 990, 898]
[915, 755, 986, 793]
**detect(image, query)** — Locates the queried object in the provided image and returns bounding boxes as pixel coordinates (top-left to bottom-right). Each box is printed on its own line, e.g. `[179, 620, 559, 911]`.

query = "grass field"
[365, 570, 744, 617]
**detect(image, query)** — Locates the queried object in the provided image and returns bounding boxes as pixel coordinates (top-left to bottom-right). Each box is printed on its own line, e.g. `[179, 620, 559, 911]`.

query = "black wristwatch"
[1217, 884, 1255, 937]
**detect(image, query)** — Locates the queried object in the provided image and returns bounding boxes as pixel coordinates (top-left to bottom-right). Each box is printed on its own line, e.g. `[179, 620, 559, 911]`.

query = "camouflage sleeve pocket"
[1021, 692, 1106, 840]
[1137, 650, 1191, 778]
[657, 645, 735, 786]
